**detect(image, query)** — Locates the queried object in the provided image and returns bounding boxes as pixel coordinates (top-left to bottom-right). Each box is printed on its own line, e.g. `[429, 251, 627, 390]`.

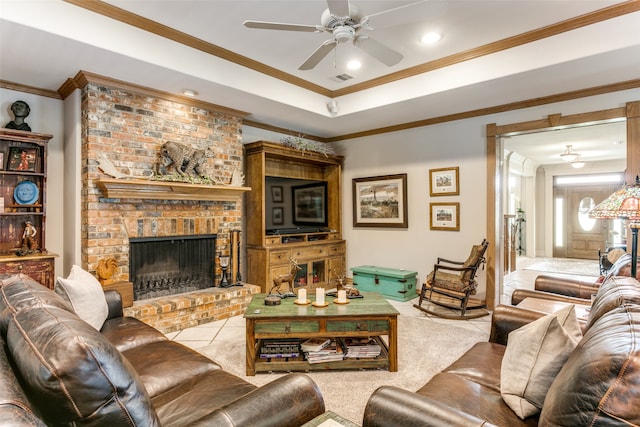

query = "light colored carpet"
[523, 257, 600, 277]
[199, 316, 488, 424]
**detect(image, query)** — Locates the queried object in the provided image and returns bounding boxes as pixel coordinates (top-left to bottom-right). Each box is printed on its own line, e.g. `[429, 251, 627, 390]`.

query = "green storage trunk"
[350, 265, 418, 302]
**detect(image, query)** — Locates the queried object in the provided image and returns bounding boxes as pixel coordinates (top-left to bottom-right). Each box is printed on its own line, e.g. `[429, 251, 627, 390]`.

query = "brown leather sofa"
[362, 274, 640, 427]
[0, 274, 325, 426]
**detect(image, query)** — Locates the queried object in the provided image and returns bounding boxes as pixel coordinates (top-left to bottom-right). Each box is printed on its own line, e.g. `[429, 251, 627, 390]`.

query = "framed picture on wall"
[430, 202, 460, 231]
[271, 186, 283, 203]
[292, 182, 327, 226]
[272, 207, 284, 225]
[352, 174, 408, 228]
[429, 167, 459, 196]
[7, 147, 37, 172]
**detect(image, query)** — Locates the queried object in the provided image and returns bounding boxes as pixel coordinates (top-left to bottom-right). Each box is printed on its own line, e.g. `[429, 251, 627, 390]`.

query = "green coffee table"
[244, 291, 399, 376]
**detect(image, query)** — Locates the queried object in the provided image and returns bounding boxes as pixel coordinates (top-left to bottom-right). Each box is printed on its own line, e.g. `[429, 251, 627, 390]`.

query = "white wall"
[336, 89, 640, 298]
[0, 88, 65, 277]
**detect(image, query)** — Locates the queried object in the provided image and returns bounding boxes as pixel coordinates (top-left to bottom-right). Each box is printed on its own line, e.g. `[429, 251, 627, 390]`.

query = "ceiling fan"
[243, 0, 423, 70]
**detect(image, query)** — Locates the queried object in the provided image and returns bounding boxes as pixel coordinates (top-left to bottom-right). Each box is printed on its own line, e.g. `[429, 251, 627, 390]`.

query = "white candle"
[338, 290, 347, 303]
[298, 288, 307, 303]
[316, 287, 325, 305]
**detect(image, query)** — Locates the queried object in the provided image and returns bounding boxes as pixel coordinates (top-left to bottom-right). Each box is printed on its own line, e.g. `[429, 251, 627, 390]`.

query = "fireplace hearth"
[129, 234, 217, 300]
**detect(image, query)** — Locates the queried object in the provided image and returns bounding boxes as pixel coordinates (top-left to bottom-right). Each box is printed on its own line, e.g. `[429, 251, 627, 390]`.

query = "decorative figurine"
[4, 100, 32, 131]
[17, 220, 38, 256]
[158, 141, 214, 178]
[269, 258, 300, 298]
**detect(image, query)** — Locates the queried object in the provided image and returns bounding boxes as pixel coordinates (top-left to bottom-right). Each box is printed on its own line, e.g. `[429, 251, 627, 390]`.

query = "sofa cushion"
[55, 264, 109, 330]
[7, 305, 160, 426]
[101, 316, 168, 352]
[416, 372, 536, 427]
[587, 275, 640, 329]
[0, 335, 46, 426]
[441, 341, 505, 391]
[540, 305, 640, 426]
[122, 340, 221, 398]
[0, 274, 73, 335]
[500, 304, 582, 419]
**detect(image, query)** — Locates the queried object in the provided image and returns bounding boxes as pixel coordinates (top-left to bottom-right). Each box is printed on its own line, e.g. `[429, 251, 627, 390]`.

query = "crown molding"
[0, 80, 62, 99]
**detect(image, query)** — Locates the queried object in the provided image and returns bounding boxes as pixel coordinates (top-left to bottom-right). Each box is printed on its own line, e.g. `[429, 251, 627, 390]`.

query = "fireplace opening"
[129, 234, 217, 300]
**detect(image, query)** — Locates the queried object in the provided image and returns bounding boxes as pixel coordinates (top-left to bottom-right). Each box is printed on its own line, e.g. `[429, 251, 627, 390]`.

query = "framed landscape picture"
[292, 182, 327, 226]
[271, 185, 283, 203]
[429, 166, 459, 196]
[353, 174, 408, 228]
[430, 202, 460, 231]
[272, 207, 284, 225]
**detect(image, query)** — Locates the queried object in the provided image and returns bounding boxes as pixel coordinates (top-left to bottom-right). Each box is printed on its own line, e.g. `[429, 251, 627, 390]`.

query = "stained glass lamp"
[589, 176, 640, 277]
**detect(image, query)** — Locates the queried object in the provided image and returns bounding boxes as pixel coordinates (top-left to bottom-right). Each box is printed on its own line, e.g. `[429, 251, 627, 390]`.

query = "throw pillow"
[55, 265, 109, 330]
[500, 304, 582, 419]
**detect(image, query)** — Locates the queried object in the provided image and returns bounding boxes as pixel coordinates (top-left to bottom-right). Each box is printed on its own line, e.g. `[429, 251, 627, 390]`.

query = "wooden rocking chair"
[414, 239, 489, 319]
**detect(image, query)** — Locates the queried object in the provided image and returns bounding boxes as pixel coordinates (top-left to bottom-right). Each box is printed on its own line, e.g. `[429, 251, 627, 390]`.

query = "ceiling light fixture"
[326, 100, 339, 117]
[560, 144, 579, 162]
[347, 60, 361, 70]
[421, 31, 442, 44]
[182, 89, 197, 97]
[571, 155, 586, 169]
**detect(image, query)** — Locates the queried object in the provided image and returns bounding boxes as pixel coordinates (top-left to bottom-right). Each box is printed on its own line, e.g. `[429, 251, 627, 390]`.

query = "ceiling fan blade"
[299, 39, 337, 70]
[327, 0, 351, 18]
[356, 36, 403, 66]
[243, 20, 319, 32]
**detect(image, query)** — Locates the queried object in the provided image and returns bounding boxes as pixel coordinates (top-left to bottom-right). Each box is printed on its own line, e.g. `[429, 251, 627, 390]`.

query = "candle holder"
[219, 255, 231, 287]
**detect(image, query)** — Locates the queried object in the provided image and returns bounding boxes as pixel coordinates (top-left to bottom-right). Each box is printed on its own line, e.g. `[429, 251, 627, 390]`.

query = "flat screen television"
[266, 177, 329, 234]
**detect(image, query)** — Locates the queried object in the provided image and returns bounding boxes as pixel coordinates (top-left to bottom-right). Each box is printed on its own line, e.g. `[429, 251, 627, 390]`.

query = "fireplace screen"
[129, 234, 216, 300]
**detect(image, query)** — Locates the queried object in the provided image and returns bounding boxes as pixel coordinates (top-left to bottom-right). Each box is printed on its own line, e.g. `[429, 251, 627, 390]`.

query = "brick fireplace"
[78, 74, 258, 331]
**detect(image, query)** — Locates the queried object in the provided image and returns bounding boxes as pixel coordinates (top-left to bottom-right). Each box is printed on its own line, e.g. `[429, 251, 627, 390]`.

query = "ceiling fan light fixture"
[421, 31, 442, 44]
[560, 144, 579, 162]
[347, 60, 361, 70]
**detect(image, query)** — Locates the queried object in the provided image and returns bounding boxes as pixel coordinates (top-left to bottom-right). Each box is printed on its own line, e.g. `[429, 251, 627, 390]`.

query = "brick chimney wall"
[80, 82, 243, 282]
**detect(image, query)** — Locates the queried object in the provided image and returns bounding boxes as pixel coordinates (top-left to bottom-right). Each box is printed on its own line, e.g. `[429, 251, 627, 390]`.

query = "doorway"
[553, 181, 622, 259]
[485, 101, 640, 310]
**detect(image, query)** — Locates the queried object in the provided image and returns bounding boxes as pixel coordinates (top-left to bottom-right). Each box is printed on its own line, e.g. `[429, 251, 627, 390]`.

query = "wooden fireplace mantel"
[96, 178, 251, 202]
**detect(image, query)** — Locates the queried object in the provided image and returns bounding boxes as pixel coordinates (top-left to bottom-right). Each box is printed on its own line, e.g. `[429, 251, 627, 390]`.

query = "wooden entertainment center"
[244, 141, 345, 293]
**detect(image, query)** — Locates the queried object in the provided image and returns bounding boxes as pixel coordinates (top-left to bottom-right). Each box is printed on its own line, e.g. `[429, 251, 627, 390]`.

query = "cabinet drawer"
[291, 246, 327, 260]
[255, 320, 320, 334]
[269, 250, 291, 264]
[327, 244, 345, 256]
[326, 319, 389, 333]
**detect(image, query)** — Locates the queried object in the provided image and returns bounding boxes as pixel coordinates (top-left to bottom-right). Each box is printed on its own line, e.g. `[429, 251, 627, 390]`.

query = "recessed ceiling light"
[347, 60, 361, 70]
[182, 89, 197, 97]
[421, 31, 442, 44]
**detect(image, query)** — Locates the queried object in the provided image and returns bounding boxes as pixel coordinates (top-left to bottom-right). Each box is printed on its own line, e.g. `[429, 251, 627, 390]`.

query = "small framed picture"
[271, 186, 283, 203]
[429, 167, 459, 196]
[430, 202, 460, 231]
[272, 207, 284, 225]
[7, 147, 37, 172]
[0, 152, 4, 170]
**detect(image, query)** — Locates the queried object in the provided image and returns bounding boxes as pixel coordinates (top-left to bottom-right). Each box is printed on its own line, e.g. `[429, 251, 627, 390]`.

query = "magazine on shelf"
[301, 337, 331, 352]
[304, 338, 345, 364]
[343, 337, 382, 359]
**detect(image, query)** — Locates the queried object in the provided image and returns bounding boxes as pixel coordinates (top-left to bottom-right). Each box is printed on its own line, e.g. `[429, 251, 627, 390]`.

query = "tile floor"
[166, 256, 598, 350]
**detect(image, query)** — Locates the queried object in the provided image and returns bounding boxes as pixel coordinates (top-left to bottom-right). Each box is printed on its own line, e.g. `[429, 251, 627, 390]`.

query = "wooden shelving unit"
[0, 129, 57, 288]
[244, 141, 345, 292]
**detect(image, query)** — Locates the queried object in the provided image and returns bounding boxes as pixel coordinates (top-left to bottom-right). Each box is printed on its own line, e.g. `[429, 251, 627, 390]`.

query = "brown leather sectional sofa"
[362, 274, 640, 427]
[0, 274, 325, 426]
